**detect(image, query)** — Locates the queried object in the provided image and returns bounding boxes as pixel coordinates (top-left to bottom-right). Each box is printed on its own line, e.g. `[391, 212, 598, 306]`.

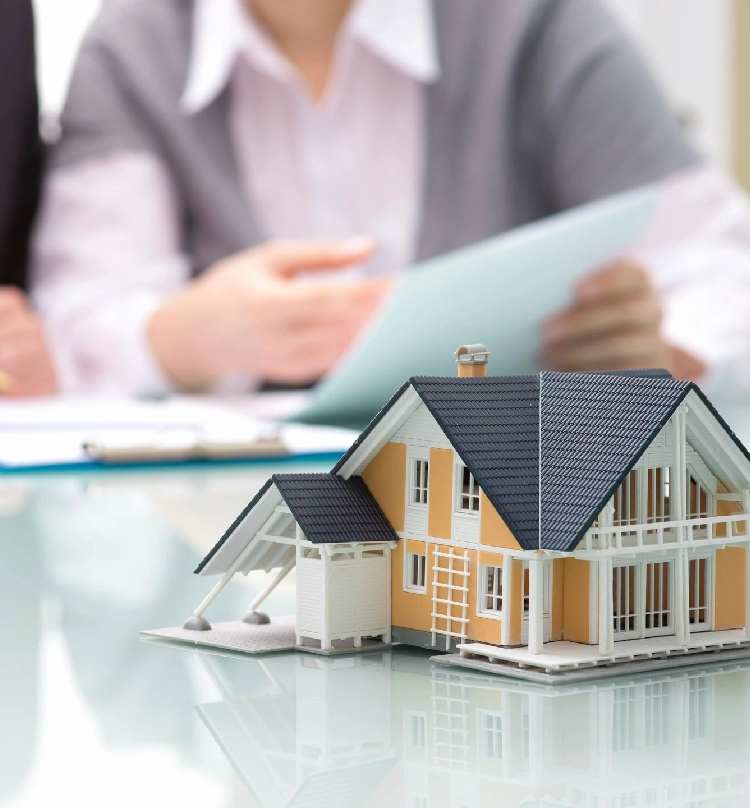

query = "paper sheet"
[0, 394, 356, 470]
[297, 185, 658, 425]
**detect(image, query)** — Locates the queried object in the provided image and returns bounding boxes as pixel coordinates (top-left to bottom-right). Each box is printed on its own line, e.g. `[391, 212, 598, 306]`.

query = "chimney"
[455, 344, 489, 378]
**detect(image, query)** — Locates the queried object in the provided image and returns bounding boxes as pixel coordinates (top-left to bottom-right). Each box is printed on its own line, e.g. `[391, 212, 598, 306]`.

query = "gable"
[540, 372, 691, 551]
[195, 473, 398, 576]
[683, 389, 750, 493]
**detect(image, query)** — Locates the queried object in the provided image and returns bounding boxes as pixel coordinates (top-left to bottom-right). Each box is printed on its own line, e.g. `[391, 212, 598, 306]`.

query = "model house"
[172, 345, 750, 680]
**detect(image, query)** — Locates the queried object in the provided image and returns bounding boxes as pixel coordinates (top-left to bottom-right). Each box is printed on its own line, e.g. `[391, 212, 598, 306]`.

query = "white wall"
[603, 0, 733, 167]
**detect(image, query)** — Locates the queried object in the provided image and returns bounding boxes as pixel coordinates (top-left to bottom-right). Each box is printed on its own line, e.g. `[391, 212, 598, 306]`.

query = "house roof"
[194, 473, 398, 572]
[198, 371, 750, 573]
[273, 473, 399, 544]
[335, 371, 731, 552]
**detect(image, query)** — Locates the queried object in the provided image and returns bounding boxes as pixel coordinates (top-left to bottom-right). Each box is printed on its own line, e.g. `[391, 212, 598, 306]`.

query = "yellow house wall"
[480, 492, 521, 549]
[361, 441, 406, 532]
[714, 497, 747, 630]
[562, 558, 590, 643]
[715, 546, 747, 630]
[428, 447, 453, 539]
[391, 539, 433, 632]
[467, 550, 504, 644]
[361, 433, 528, 647]
[391, 543, 505, 643]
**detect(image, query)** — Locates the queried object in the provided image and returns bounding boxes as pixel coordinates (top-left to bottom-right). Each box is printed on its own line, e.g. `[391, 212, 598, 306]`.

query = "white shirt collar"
[180, 0, 440, 114]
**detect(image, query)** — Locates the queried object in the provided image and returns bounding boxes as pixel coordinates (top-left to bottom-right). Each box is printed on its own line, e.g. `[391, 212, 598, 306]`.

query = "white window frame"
[478, 710, 503, 760]
[688, 552, 713, 632]
[404, 548, 427, 593]
[643, 559, 674, 636]
[405, 710, 427, 750]
[454, 462, 481, 516]
[410, 457, 429, 507]
[646, 466, 672, 524]
[612, 557, 675, 641]
[477, 564, 503, 619]
[613, 469, 640, 527]
[612, 562, 639, 640]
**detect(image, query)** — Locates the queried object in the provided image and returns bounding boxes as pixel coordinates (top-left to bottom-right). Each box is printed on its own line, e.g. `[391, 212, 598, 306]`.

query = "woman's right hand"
[148, 238, 390, 390]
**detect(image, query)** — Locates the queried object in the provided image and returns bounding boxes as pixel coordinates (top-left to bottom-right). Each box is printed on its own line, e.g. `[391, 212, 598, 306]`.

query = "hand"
[539, 260, 706, 378]
[149, 238, 391, 390]
[0, 287, 57, 397]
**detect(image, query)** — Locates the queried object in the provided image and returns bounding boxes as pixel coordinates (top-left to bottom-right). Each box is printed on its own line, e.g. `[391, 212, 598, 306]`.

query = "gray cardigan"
[54, 0, 699, 275]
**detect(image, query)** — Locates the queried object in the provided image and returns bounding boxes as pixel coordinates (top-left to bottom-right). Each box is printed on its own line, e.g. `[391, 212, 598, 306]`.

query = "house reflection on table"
[196, 649, 750, 808]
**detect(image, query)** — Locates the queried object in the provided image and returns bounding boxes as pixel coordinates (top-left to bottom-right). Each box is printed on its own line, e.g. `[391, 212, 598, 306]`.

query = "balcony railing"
[584, 513, 750, 551]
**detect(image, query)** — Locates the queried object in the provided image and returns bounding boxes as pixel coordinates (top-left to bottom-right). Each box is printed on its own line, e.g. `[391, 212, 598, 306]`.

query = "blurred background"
[32, 0, 747, 182]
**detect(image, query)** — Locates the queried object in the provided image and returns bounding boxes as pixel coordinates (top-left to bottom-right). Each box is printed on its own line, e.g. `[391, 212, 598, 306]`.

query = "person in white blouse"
[31, 0, 750, 398]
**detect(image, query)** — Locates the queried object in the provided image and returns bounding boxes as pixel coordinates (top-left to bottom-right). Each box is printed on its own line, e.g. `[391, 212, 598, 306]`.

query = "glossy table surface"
[6, 446, 750, 808]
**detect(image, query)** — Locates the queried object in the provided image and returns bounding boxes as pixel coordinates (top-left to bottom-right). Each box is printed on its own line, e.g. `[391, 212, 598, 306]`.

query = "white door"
[521, 561, 552, 645]
[612, 559, 675, 641]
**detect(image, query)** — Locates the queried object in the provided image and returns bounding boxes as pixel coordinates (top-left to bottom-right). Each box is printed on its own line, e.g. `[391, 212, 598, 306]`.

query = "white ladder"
[431, 546, 470, 651]
[431, 670, 471, 770]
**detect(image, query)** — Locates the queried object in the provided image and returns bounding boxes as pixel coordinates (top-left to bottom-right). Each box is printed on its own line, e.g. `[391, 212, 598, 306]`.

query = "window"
[481, 712, 503, 759]
[688, 676, 709, 740]
[613, 564, 637, 636]
[689, 556, 711, 630]
[407, 712, 427, 748]
[688, 474, 711, 519]
[405, 550, 426, 592]
[612, 685, 639, 752]
[647, 467, 671, 523]
[644, 681, 670, 747]
[613, 470, 639, 526]
[479, 565, 503, 615]
[411, 459, 429, 505]
[612, 560, 673, 639]
[644, 561, 672, 632]
[457, 464, 480, 513]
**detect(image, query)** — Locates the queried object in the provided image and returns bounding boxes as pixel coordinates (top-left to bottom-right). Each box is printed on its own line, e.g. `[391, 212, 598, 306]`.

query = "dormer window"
[411, 459, 429, 505]
[457, 464, 480, 513]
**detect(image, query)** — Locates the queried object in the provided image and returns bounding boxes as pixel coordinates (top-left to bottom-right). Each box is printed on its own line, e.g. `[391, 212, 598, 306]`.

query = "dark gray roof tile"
[273, 473, 398, 544]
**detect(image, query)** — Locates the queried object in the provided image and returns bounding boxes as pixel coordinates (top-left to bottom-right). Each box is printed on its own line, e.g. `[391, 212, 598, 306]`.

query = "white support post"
[672, 412, 689, 644]
[672, 408, 686, 530]
[354, 546, 363, 648]
[295, 541, 303, 646]
[190, 571, 235, 621]
[384, 546, 392, 644]
[248, 558, 295, 613]
[188, 531, 272, 624]
[598, 556, 614, 655]
[528, 555, 544, 655]
[321, 547, 332, 651]
[744, 491, 750, 639]
[675, 548, 689, 645]
[501, 554, 512, 646]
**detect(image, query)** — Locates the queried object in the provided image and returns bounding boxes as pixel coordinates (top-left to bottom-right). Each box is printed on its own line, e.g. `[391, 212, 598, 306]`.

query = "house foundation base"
[142, 616, 298, 655]
[142, 617, 391, 657]
[432, 629, 750, 684]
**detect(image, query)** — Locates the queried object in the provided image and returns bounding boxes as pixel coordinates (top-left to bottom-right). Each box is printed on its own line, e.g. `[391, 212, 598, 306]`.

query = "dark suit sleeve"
[0, 0, 43, 290]
[518, 0, 701, 211]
